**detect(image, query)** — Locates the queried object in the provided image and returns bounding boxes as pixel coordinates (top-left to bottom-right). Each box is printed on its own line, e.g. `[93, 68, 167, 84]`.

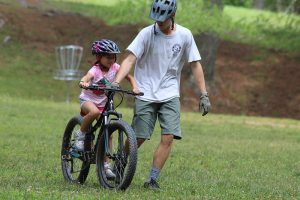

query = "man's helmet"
[91, 39, 120, 55]
[149, 0, 177, 22]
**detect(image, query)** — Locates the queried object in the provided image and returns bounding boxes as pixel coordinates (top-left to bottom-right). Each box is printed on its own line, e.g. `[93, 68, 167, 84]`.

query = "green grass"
[1, 94, 300, 199]
[224, 6, 300, 29]
[0, 2, 299, 197]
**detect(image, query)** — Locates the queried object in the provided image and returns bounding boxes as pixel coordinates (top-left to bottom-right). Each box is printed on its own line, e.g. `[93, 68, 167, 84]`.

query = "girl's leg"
[80, 101, 100, 132]
[74, 102, 100, 151]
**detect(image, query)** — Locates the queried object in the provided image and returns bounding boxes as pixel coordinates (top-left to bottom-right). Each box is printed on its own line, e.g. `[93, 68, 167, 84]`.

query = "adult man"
[113, 0, 211, 190]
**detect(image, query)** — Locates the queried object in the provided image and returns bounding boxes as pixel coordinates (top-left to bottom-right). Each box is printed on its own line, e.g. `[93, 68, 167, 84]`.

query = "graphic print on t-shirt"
[172, 44, 181, 57]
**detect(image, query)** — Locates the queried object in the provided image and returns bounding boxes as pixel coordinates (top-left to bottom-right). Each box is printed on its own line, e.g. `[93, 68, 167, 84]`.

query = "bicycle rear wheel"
[61, 116, 90, 184]
[96, 120, 138, 190]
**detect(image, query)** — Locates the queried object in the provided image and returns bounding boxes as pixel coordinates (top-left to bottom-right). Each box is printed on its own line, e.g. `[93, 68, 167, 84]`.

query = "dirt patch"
[1, 4, 299, 119]
[213, 41, 300, 119]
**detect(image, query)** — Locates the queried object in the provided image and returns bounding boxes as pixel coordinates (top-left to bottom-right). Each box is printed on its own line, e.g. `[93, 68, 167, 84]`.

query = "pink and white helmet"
[91, 39, 120, 55]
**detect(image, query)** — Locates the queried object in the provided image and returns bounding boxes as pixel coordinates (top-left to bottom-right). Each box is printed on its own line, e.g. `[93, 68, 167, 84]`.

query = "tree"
[196, 0, 223, 83]
[253, 0, 265, 9]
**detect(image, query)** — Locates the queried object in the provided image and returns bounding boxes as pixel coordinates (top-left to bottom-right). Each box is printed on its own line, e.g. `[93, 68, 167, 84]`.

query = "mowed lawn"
[1, 95, 300, 199]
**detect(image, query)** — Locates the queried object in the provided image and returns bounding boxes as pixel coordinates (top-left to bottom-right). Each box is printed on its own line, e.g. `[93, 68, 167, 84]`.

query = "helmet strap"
[153, 22, 158, 35]
[171, 17, 174, 30]
[153, 19, 173, 35]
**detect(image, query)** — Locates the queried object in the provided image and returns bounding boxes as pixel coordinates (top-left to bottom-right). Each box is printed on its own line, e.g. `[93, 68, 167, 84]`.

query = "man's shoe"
[73, 130, 85, 151]
[144, 179, 161, 191]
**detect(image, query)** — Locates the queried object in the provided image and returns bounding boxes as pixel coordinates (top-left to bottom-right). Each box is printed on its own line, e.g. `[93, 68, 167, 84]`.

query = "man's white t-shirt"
[127, 23, 201, 102]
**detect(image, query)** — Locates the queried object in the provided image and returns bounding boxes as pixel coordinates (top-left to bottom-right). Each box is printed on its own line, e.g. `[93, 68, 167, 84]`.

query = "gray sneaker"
[73, 130, 85, 151]
[144, 179, 161, 191]
[104, 162, 116, 179]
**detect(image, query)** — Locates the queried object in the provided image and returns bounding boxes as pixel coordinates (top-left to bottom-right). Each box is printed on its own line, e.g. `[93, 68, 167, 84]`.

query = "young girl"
[75, 39, 139, 178]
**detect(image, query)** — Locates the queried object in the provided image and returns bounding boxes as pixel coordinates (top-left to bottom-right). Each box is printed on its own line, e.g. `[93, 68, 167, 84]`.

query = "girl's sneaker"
[104, 162, 116, 179]
[73, 130, 85, 151]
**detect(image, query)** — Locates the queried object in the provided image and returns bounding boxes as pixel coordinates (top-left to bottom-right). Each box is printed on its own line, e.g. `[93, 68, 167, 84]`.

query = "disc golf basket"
[54, 45, 84, 103]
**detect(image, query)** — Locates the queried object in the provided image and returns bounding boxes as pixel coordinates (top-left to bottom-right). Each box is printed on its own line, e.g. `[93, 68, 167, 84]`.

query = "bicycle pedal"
[70, 151, 81, 158]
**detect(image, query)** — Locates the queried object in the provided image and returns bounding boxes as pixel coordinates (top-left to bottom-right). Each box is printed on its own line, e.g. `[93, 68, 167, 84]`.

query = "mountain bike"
[61, 84, 143, 190]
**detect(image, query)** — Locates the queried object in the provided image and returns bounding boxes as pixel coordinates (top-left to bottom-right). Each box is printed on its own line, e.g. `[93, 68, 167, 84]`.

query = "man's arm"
[190, 61, 211, 116]
[190, 61, 207, 93]
[125, 74, 140, 94]
[114, 52, 137, 84]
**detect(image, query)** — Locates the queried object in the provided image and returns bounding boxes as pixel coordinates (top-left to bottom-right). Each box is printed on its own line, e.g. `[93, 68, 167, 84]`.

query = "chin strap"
[153, 22, 158, 35]
[153, 18, 175, 35]
[171, 17, 174, 30]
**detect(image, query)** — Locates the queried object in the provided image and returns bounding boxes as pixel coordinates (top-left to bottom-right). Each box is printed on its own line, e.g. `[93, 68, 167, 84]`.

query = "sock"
[149, 166, 160, 181]
[77, 130, 86, 139]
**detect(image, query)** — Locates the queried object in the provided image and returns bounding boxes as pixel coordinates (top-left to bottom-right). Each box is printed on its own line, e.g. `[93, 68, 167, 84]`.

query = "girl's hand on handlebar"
[79, 81, 90, 89]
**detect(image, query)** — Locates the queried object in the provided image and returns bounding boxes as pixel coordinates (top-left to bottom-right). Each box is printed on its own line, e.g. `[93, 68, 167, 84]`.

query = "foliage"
[223, 6, 300, 50]
[223, 0, 253, 7]
[45, 0, 300, 51]
[223, 0, 299, 13]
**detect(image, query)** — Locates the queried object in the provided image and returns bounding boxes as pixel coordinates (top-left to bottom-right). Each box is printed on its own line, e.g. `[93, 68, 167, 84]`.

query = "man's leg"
[144, 134, 173, 190]
[144, 98, 180, 190]
[153, 134, 173, 169]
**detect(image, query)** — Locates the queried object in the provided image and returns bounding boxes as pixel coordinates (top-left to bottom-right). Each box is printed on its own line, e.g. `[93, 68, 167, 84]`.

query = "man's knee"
[161, 134, 174, 146]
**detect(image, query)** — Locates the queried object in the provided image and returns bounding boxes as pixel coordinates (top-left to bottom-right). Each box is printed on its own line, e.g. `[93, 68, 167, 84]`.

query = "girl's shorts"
[79, 98, 104, 116]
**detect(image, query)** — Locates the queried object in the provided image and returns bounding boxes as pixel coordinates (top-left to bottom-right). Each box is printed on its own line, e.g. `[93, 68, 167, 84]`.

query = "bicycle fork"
[103, 114, 111, 158]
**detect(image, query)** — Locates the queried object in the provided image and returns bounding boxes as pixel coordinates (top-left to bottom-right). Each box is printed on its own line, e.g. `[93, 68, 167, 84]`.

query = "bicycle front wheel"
[61, 116, 90, 184]
[96, 120, 138, 190]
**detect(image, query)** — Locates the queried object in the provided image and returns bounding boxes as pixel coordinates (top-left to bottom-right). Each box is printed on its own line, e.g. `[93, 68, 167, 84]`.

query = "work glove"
[199, 92, 211, 116]
[110, 81, 120, 89]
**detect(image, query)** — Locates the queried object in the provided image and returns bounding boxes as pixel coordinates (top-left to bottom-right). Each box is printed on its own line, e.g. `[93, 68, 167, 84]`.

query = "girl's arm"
[125, 74, 140, 94]
[79, 72, 93, 88]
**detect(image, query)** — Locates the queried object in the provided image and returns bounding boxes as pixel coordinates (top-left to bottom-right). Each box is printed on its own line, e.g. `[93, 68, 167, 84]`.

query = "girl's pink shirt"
[79, 63, 120, 107]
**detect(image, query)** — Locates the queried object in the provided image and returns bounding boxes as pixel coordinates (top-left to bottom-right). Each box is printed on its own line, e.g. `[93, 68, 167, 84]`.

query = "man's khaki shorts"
[132, 97, 182, 140]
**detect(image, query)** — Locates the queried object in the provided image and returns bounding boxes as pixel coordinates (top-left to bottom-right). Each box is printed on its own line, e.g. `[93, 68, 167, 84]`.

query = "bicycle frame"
[82, 86, 141, 163]
[87, 91, 122, 159]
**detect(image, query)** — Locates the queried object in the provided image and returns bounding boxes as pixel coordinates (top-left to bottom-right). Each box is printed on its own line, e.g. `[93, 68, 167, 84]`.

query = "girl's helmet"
[91, 39, 120, 55]
[149, 0, 177, 22]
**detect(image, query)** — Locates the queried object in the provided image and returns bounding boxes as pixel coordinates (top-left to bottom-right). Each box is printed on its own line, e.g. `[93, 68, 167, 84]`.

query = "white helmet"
[149, 0, 177, 22]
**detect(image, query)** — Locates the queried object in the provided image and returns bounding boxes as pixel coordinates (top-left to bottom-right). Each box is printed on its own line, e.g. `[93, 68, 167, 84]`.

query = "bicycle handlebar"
[81, 84, 144, 96]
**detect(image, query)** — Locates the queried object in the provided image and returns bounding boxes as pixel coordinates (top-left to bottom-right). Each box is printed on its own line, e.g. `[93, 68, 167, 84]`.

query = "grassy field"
[1, 95, 300, 199]
[0, 1, 299, 198]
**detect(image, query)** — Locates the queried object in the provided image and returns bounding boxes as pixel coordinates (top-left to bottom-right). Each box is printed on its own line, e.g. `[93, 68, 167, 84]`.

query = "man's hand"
[110, 81, 120, 89]
[199, 92, 211, 116]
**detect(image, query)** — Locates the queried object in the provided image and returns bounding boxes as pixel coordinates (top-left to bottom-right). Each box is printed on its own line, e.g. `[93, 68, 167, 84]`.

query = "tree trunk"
[276, 0, 284, 12]
[253, 0, 265, 9]
[211, 0, 223, 9]
[195, 33, 220, 83]
[195, 0, 222, 83]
